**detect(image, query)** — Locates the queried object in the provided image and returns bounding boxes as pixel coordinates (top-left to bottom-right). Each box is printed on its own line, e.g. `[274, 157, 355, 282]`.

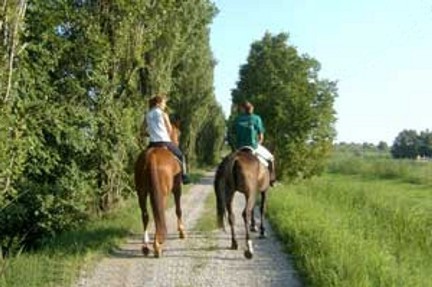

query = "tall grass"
[328, 152, 432, 185]
[268, 155, 432, 287]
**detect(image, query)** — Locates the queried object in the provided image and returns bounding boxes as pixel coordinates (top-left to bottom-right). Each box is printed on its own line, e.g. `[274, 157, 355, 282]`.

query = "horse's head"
[170, 121, 181, 146]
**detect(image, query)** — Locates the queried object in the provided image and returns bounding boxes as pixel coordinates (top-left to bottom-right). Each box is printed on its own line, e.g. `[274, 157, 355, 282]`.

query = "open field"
[268, 154, 432, 287]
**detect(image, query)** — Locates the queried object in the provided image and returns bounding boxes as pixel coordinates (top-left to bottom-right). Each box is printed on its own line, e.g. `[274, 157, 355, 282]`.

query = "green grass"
[193, 191, 217, 233]
[268, 169, 432, 287]
[0, 197, 142, 287]
[328, 153, 432, 185]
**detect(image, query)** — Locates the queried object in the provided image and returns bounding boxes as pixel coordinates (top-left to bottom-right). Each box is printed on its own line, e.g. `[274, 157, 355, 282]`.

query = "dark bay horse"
[134, 125, 185, 257]
[214, 148, 270, 259]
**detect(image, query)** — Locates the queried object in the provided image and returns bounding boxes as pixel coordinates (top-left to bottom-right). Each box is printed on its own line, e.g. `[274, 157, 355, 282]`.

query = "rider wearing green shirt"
[232, 101, 276, 185]
[234, 112, 264, 149]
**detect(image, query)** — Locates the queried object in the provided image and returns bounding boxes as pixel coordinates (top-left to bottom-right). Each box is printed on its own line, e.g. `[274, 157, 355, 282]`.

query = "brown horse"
[134, 125, 186, 257]
[214, 148, 270, 259]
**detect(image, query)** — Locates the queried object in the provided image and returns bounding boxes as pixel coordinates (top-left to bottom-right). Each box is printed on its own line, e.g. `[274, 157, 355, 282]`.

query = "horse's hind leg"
[226, 194, 238, 250]
[259, 191, 267, 238]
[153, 216, 166, 258]
[138, 189, 150, 256]
[242, 194, 256, 259]
[173, 176, 186, 239]
[250, 206, 258, 232]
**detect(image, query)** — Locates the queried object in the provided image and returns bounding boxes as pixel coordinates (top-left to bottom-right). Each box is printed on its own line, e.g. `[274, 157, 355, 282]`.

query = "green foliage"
[391, 129, 432, 159]
[166, 1, 223, 166]
[195, 102, 226, 166]
[231, 32, 337, 180]
[377, 141, 389, 151]
[1, 0, 223, 255]
[0, 198, 142, 287]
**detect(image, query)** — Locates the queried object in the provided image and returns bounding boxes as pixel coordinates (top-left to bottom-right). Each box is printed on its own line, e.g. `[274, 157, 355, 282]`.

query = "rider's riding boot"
[182, 173, 191, 185]
[181, 158, 191, 185]
[268, 160, 276, 186]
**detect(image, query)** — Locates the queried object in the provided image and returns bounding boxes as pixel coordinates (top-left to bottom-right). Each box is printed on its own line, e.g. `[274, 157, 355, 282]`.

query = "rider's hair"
[242, 101, 254, 114]
[149, 93, 167, 108]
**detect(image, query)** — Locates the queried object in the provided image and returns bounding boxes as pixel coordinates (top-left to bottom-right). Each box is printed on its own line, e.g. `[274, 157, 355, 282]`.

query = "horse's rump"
[135, 124, 186, 257]
[135, 148, 180, 187]
[214, 150, 267, 227]
[135, 147, 182, 244]
[227, 150, 266, 192]
[144, 147, 178, 176]
[214, 149, 271, 258]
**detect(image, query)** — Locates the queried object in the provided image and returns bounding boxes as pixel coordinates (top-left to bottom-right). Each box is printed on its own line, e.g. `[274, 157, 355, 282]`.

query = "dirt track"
[74, 171, 302, 287]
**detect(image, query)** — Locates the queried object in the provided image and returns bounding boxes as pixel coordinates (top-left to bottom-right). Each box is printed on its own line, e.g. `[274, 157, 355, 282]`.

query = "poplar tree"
[1, 0, 224, 254]
[232, 32, 337, 180]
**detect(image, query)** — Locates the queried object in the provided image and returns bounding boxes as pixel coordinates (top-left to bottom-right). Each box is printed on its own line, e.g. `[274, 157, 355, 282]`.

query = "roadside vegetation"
[1, 0, 224, 260]
[0, 170, 204, 287]
[268, 150, 432, 287]
[0, 198, 142, 287]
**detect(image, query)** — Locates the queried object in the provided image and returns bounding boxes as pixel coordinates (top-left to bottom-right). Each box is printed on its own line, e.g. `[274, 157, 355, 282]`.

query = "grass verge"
[193, 190, 217, 233]
[0, 169, 207, 287]
[0, 197, 142, 287]
[267, 173, 432, 287]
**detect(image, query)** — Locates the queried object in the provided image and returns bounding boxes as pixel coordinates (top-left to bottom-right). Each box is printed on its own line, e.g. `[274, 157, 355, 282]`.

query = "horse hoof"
[142, 246, 150, 256]
[244, 250, 253, 259]
[231, 242, 238, 250]
[154, 250, 162, 258]
[250, 225, 258, 232]
[259, 232, 267, 239]
[179, 231, 186, 239]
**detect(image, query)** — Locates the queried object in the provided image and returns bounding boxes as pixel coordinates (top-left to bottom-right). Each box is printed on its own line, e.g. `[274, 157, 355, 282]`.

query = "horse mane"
[170, 120, 181, 146]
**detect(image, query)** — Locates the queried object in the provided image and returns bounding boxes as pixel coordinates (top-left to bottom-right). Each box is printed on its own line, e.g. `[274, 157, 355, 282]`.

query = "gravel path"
[74, 171, 302, 287]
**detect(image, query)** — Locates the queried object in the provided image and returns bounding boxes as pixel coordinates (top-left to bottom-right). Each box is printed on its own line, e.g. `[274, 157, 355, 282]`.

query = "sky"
[209, 0, 432, 145]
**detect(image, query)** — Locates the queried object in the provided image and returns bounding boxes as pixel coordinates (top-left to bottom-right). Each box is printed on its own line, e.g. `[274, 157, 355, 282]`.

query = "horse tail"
[233, 157, 244, 192]
[214, 159, 227, 230]
[148, 156, 167, 243]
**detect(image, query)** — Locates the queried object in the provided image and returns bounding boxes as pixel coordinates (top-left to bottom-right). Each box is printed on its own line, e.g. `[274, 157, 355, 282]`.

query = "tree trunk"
[2, 0, 26, 103]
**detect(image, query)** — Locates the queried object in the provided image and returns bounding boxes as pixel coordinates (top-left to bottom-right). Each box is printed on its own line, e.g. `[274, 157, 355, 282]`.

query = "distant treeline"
[0, 0, 225, 254]
[335, 128, 432, 159]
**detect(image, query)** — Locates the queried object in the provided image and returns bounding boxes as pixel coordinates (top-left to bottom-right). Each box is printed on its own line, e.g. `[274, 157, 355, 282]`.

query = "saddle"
[237, 146, 268, 167]
[148, 142, 168, 149]
[146, 144, 181, 166]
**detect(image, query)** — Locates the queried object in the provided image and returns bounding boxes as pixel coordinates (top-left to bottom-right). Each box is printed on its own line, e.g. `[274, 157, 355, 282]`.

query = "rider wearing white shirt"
[146, 107, 172, 142]
[144, 95, 190, 184]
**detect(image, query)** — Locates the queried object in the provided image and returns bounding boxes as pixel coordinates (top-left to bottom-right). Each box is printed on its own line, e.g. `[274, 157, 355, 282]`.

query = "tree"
[391, 130, 419, 159]
[0, 0, 224, 254]
[418, 130, 432, 158]
[377, 141, 389, 152]
[391, 129, 432, 159]
[231, 32, 337, 180]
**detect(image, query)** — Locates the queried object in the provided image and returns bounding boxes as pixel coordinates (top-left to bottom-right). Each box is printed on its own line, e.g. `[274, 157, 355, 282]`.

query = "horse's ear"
[172, 121, 180, 129]
[169, 114, 181, 129]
